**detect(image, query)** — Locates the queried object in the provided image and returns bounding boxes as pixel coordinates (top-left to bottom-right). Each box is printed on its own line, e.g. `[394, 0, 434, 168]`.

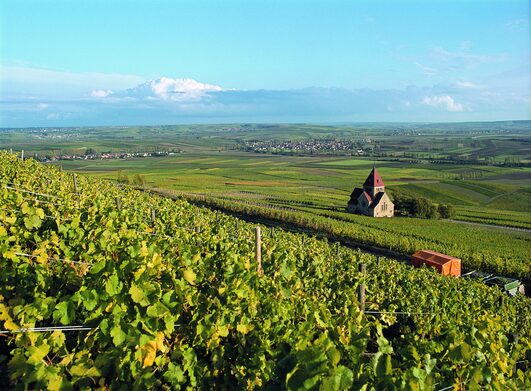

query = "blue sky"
[0, 0, 529, 126]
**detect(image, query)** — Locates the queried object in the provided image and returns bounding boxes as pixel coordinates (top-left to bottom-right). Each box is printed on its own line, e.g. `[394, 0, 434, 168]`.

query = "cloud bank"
[1, 68, 529, 127]
[422, 95, 464, 112]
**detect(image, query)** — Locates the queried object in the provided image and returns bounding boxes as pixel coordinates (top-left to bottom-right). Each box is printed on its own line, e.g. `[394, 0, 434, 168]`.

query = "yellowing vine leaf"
[183, 269, 196, 285]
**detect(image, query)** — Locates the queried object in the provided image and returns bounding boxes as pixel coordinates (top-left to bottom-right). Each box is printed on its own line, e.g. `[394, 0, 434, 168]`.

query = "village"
[31, 150, 181, 162]
[240, 138, 369, 155]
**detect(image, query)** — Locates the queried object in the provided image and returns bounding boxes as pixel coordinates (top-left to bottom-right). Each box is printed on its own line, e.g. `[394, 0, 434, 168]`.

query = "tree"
[438, 204, 455, 219]
[390, 190, 439, 219]
[117, 171, 129, 184]
[132, 174, 146, 186]
[411, 198, 439, 219]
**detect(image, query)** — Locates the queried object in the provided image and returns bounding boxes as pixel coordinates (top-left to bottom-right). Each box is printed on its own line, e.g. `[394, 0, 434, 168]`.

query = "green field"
[55, 152, 531, 228]
[2, 121, 530, 163]
[2, 123, 530, 274]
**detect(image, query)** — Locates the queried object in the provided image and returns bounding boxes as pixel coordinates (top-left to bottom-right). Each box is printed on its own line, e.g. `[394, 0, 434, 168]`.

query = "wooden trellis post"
[116, 197, 121, 210]
[256, 226, 263, 276]
[358, 263, 366, 313]
[73, 173, 78, 194]
[151, 209, 156, 234]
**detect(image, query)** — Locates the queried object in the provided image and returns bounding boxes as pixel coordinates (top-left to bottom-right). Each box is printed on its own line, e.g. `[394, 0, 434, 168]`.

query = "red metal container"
[411, 250, 461, 277]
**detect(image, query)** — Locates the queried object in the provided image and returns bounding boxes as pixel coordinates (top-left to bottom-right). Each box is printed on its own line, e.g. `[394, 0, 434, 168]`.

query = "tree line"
[390, 190, 455, 219]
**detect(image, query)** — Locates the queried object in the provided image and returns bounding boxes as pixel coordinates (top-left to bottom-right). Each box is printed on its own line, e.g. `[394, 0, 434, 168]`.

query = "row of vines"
[181, 193, 530, 282]
[0, 152, 529, 389]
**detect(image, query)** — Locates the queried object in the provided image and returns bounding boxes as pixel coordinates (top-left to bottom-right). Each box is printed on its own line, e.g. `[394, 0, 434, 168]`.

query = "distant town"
[29, 150, 181, 162]
[239, 138, 369, 155]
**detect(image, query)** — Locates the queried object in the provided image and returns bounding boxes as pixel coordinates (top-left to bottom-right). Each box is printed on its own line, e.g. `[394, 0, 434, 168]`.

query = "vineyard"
[170, 193, 531, 283]
[0, 151, 530, 389]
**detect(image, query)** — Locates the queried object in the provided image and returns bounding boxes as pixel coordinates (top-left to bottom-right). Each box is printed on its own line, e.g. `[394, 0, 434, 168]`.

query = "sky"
[0, 0, 529, 127]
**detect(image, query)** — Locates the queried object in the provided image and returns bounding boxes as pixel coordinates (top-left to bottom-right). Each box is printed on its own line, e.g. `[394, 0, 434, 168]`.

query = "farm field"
[1, 121, 530, 163]
[52, 149, 530, 283]
[15, 123, 524, 284]
[56, 151, 531, 229]
[0, 152, 529, 389]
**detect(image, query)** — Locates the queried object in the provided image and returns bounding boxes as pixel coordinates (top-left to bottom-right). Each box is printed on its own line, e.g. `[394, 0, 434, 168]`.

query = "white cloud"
[422, 95, 464, 112]
[415, 62, 437, 76]
[454, 81, 483, 89]
[150, 77, 223, 101]
[91, 89, 113, 98]
[37, 103, 49, 109]
[117, 77, 224, 102]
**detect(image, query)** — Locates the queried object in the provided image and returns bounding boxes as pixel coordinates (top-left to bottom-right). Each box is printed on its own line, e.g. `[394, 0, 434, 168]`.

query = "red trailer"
[411, 250, 461, 277]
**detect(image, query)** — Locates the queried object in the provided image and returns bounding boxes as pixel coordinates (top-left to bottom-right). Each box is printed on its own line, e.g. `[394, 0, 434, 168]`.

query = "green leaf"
[47, 373, 73, 391]
[70, 364, 101, 378]
[482, 367, 492, 383]
[129, 283, 149, 306]
[110, 323, 126, 346]
[236, 323, 251, 335]
[449, 342, 472, 362]
[321, 366, 353, 391]
[412, 367, 425, 380]
[27, 343, 50, 364]
[105, 273, 123, 296]
[146, 302, 170, 318]
[89, 260, 106, 275]
[80, 290, 99, 311]
[49, 330, 66, 350]
[374, 353, 393, 377]
[326, 346, 341, 367]
[164, 362, 186, 386]
[53, 301, 75, 325]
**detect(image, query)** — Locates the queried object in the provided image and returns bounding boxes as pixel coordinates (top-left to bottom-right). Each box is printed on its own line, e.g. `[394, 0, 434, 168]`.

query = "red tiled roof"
[363, 168, 385, 187]
[362, 191, 372, 203]
[348, 188, 372, 204]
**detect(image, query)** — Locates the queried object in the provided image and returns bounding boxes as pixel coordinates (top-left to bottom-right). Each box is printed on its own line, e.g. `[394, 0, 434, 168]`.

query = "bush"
[117, 171, 129, 184]
[132, 174, 146, 186]
[411, 197, 439, 219]
[438, 204, 455, 219]
[390, 190, 439, 219]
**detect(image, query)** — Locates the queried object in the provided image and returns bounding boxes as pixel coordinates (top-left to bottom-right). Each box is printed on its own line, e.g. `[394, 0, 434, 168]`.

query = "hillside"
[0, 152, 529, 389]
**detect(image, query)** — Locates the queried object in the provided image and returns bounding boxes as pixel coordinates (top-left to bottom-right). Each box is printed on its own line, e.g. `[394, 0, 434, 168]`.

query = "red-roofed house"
[347, 168, 394, 217]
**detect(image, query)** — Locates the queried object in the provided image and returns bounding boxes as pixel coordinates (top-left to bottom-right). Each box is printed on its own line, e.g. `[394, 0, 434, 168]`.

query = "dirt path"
[483, 189, 518, 205]
[445, 219, 530, 233]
